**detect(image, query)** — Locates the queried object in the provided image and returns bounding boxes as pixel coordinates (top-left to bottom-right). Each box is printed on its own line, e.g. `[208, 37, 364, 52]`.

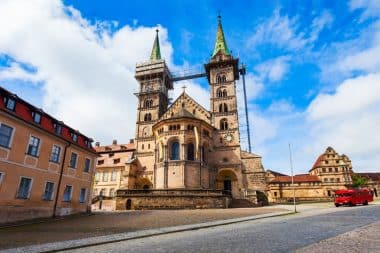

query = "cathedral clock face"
[224, 133, 233, 142]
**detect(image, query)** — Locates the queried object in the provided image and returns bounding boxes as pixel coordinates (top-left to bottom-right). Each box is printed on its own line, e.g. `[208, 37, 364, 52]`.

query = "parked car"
[334, 189, 373, 207]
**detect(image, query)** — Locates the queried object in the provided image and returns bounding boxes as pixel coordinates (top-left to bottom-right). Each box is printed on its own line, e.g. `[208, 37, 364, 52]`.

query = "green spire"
[150, 29, 161, 60]
[212, 15, 230, 57]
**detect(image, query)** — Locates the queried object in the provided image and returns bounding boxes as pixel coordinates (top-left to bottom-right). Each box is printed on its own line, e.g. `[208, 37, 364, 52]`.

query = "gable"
[160, 92, 211, 123]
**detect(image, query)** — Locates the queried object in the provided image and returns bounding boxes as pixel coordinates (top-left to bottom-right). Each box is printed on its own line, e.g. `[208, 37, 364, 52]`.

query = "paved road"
[67, 205, 380, 253]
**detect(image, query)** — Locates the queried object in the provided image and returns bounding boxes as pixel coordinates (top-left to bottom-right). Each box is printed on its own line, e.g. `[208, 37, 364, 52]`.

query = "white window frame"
[42, 181, 55, 201]
[50, 144, 62, 163]
[16, 176, 33, 199]
[84, 157, 91, 173]
[69, 152, 78, 169]
[111, 170, 117, 181]
[79, 188, 86, 203]
[63, 185, 73, 202]
[0, 171, 4, 186]
[0, 122, 15, 149]
[26, 135, 41, 157]
[102, 171, 109, 182]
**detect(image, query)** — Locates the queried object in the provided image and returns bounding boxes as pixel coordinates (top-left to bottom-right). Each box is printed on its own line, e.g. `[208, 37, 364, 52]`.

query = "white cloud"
[309, 11, 334, 43]
[247, 9, 307, 51]
[307, 73, 380, 171]
[0, 62, 42, 83]
[349, 0, 380, 20]
[255, 56, 291, 82]
[0, 0, 174, 145]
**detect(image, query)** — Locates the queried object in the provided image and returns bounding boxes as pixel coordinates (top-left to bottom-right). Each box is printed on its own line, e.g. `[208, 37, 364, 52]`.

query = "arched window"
[143, 99, 153, 108]
[201, 145, 207, 163]
[217, 88, 223, 98]
[219, 103, 228, 113]
[144, 113, 152, 121]
[216, 74, 226, 84]
[170, 141, 180, 160]
[222, 89, 227, 97]
[220, 118, 228, 130]
[187, 143, 195, 161]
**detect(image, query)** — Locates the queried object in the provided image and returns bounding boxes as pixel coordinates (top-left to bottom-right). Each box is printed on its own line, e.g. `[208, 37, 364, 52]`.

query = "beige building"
[93, 140, 135, 197]
[267, 147, 358, 203]
[115, 17, 267, 209]
[0, 87, 97, 224]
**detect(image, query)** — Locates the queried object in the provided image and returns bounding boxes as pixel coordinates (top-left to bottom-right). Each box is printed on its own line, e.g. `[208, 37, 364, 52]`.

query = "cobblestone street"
[0, 207, 286, 250]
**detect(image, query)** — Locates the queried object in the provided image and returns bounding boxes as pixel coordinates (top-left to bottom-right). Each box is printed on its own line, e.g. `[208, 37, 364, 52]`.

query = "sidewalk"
[0, 207, 288, 251]
[295, 220, 380, 253]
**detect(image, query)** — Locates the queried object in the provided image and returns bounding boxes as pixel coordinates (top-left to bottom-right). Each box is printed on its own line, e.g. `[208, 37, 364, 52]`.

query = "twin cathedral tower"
[123, 16, 266, 202]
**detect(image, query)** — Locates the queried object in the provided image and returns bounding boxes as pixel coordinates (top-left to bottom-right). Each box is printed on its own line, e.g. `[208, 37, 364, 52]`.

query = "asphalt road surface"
[67, 205, 380, 253]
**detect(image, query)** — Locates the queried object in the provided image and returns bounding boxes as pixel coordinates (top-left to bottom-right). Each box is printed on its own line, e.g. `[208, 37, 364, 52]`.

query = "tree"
[351, 174, 368, 188]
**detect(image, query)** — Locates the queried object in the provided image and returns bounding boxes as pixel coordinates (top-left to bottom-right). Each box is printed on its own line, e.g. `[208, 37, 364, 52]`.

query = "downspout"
[52, 142, 71, 218]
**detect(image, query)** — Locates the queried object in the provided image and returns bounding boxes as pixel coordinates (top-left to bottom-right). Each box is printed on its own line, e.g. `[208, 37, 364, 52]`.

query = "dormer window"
[71, 132, 78, 142]
[53, 123, 62, 135]
[32, 111, 41, 124]
[84, 139, 91, 148]
[4, 97, 16, 111]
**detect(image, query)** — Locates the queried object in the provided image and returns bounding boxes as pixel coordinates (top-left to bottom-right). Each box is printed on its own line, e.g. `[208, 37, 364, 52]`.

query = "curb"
[0, 210, 294, 253]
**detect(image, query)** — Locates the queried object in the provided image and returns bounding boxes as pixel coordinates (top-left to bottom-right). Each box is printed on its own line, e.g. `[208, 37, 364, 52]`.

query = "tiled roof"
[0, 86, 95, 153]
[270, 174, 321, 183]
[95, 143, 136, 153]
[266, 170, 288, 177]
[310, 154, 324, 172]
[357, 173, 380, 182]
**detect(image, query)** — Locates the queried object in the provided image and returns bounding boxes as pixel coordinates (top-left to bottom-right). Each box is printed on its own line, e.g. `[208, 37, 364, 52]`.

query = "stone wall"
[116, 189, 231, 210]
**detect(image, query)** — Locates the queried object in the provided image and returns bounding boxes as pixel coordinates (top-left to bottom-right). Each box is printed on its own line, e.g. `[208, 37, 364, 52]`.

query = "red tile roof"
[0, 86, 96, 153]
[95, 143, 136, 153]
[309, 154, 324, 172]
[357, 173, 380, 182]
[270, 174, 321, 183]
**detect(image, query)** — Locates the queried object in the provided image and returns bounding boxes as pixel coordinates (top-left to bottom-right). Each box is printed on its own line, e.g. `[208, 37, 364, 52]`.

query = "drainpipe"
[52, 142, 71, 218]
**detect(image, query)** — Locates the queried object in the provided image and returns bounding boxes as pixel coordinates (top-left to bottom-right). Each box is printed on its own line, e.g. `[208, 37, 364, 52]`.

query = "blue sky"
[0, 0, 379, 174]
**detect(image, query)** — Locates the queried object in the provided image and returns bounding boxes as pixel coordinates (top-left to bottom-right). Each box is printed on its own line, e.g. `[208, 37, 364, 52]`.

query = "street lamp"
[288, 143, 297, 213]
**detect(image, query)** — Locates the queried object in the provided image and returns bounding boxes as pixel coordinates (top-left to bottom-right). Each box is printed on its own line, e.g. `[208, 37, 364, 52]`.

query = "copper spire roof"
[150, 29, 161, 60]
[212, 15, 230, 57]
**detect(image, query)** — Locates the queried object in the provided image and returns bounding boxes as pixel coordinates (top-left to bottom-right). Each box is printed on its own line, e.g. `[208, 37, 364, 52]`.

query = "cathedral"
[114, 16, 267, 209]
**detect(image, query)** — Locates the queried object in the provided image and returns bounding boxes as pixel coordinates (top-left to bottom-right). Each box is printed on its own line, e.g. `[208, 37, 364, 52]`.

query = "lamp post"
[288, 143, 297, 213]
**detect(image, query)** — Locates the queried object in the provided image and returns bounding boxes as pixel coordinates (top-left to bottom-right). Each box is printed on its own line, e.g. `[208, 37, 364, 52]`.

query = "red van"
[334, 189, 373, 207]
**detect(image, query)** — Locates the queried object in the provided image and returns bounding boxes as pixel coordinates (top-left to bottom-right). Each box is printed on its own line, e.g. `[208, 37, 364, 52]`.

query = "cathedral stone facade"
[116, 17, 267, 209]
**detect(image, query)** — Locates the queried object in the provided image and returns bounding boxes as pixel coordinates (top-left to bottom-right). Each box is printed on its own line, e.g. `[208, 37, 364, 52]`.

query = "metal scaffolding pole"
[240, 64, 251, 153]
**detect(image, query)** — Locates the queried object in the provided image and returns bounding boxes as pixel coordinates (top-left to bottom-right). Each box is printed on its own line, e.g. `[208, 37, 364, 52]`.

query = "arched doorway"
[216, 169, 238, 198]
[126, 199, 132, 210]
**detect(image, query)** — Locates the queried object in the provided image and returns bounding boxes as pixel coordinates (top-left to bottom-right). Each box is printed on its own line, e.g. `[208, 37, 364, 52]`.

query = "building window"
[216, 74, 227, 83]
[187, 124, 194, 130]
[97, 160, 104, 165]
[217, 88, 228, 98]
[69, 152, 78, 168]
[330, 178, 334, 182]
[100, 188, 106, 196]
[0, 123, 13, 148]
[335, 167, 338, 172]
[71, 132, 78, 142]
[84, 139, 92, 148]
[84, 158, 91, 173]
[16, 177, 32, 199]
[43, 182, 54, 201]
[63, 185, 73, 202]
[187, 143, 195, 161]
[337, 178, 340, 182]
[170, 141, 180, 160]
[111, 170, 117, 181]
[50, 145, 61, 163]
[324, 178, 328, 182]
[113, 158, 120, 164]
[222, 157, 229, 163]
[219, 103, 228, 113]
[79, 188, 86, 203]
[144, 99, 153, 108]
[109, 188, 115, 197]
[274, 192, 278, 197]
[31, 111, 42, 124]
[328, 167, 332, 172]
[0, 172, 3, 186]
[4, 97, 16, 111]
[322, 168, 326, 172]
[27, 136, 40, 157]
[53, 123, 62, 135]
[144, 113, 152, 121]
[220, 118, 228, 130]
[102, 172, 109, 182]
[95, 172, 101, 182]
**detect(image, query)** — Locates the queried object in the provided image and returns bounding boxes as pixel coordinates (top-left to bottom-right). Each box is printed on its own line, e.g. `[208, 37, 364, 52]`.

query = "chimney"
[112, 139, 117, 145]
[95, 142, 100, 147]
[129, 139, 134, 144]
